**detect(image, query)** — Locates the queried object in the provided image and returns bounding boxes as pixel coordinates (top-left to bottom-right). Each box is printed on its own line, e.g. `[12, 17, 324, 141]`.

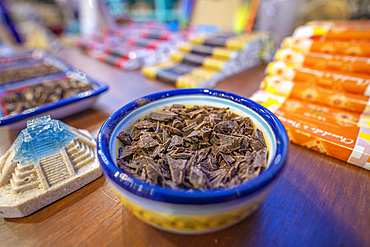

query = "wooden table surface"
[1, 48, 370, 247]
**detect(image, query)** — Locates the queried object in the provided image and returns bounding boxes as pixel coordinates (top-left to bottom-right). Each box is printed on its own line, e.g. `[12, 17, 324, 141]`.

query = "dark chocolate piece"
[150, 111, 177, 121]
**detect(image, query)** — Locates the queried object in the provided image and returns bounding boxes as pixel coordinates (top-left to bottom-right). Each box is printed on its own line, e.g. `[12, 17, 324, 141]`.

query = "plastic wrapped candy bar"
[91, 51, 141, 70]
[275, 48, 370, 75]
[189, 32, 270, 51]
[282, 37, 370, 57]
[293, 21, 370, 41]
[266, 61, 370, 96]
[179, 43, 237, 60]
[142, 61, 224, 87]
[0, 115, 102, 218]
[261, 75, 370, 115]
[142, 62, 218, 88]
[170, 52, 236, 74]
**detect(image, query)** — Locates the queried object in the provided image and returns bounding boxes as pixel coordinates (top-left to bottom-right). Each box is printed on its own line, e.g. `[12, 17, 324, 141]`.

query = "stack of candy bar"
[76, 23, 192, 70]
[250, 20, 370, 170]
[142, 32, 271, 88]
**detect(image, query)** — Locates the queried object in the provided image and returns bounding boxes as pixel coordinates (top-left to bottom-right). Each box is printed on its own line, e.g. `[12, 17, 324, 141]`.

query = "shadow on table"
[4, 177, 106, 224]
[120, 176, 361, 247]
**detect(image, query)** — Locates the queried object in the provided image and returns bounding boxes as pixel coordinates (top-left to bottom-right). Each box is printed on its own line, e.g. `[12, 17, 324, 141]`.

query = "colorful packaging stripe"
[275, 48, 370, 75]
[261, 75, 370, 115]
[293, 22, 370, 41]
[94, 52, 140, 70]
[179, 43, 237, 60]
[189, 32, 269, 51]
[142, 65, 210, 88]
[283, 37, 370, 57]
[170, 52, 226, 71]
[266, 61, 370, 96]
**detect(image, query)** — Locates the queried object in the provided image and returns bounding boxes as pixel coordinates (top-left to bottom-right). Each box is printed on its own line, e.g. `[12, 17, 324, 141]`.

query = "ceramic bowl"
[97, 88, 289, 234]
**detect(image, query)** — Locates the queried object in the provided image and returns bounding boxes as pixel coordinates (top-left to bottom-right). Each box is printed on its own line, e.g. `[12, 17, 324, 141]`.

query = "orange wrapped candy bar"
[275, 48, 370, 75]
[250, 90, 370, 170]
[266, 61, 370, 96]
[261, 75, 370, 114]
[293, 21, 370, 41]
[282, 37, 370, 57]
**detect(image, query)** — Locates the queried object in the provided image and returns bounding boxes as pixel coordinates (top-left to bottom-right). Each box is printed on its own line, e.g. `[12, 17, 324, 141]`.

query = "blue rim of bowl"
[97, 88, 289, 205]
[0, 74, 108, 126]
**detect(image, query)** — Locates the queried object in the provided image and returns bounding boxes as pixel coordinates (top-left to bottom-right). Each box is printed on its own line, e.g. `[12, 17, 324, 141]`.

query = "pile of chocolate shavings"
[116, 104, 268, 190]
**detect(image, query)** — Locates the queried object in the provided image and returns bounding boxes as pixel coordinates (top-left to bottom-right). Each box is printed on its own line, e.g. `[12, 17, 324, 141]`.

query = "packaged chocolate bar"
[189, 32, 270, 51]
[104, 46, 152, 60]
[139, 30, 184, 41]
[90, 51, 141, 70]
[170, 52, 235, 73]
[261, 75, 370, 115]
[143, 65, 212, 88]
[266, 61, 370, 96]
[250, 89, 370, 170]
[179, 43, 237, 60]
[126, 37, 175, 52]
[275, 48, 370, 75]
[282, 37, 370, 57]
[293, 22, 370, 41]
[307, 20, 370, 27]
[142, 62, 222, 88]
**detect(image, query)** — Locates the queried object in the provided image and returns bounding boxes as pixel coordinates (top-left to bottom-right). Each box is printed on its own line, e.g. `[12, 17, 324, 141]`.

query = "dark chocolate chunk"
[169, 135, 184, 147]
[182, 122, 198, 136]
[134, 120, 156, 129]
[252, 129, 267, 147]
[150, 111, 177, 121]
[172, 119, 184, 130]
[189, 166, 206, 189]
[130, 127, 142, 141]
[220, 153, 235, 166]
[162, 124, 183, 136]
[118, 146, 134, 161]
[138, 133, 159, 149]
[167, 156, 187, 185]
[188, 109, 206, 119]
[170, 153, 193, 159]
[252, 148, 268, 168]
[117, 131, 132, 146]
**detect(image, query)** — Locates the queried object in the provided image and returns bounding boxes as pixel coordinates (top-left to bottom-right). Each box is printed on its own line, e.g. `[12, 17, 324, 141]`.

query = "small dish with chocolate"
[97, 89, 289, 234]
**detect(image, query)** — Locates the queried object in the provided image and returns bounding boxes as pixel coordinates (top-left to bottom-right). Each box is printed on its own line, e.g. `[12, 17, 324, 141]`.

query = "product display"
[254, 20, 370, 171]
[1, 77, 94, 115]
[0, 7, 368, 244]
[143, 31, 271, 88]
[251, 90, 370, 170]
[0, 51, 108, 127]
[77, 26, 189, 70]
